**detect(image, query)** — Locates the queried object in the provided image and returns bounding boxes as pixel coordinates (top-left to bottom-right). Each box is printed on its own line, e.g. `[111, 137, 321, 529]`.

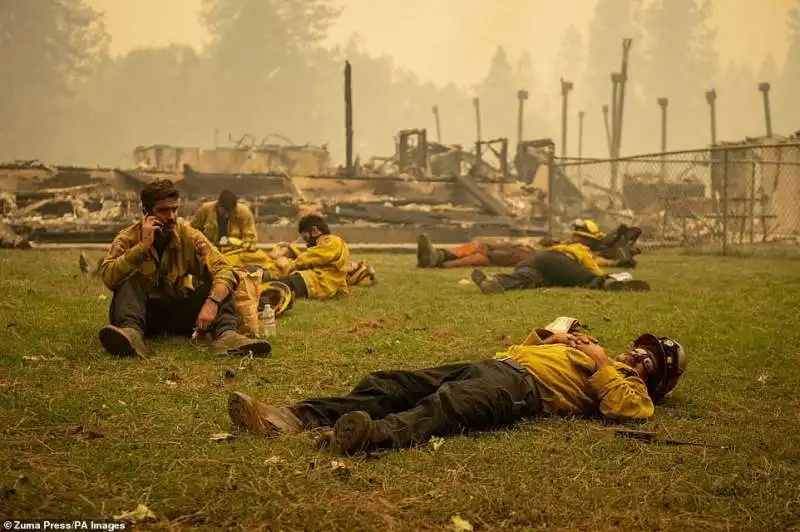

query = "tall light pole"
[705, 89, 717, 146]
[560, 79, 573, 158]
[758, 82, 773, 138]
[432, 105, 442, 142]
[658, 97, 669, 181]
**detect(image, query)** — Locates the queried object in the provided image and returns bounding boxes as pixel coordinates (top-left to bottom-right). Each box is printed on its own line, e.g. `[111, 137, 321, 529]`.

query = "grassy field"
[1, 247, 800, 531]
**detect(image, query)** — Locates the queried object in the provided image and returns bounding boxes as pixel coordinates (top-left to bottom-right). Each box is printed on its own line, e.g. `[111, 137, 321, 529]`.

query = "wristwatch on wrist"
[207, 295, 223, 306]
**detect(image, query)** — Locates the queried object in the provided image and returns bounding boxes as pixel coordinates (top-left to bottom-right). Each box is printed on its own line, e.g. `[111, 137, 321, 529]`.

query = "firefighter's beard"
[154, 223, 175, 248]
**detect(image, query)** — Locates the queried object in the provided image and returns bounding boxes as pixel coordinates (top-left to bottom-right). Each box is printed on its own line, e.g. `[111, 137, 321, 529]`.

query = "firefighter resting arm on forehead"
[515, 322, 656, 421]
[224, 316, 689, 456]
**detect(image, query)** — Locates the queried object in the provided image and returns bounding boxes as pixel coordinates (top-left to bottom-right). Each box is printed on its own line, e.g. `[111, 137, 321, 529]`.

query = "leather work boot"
[332, 411, 374, 455]
[417, 233, 440, 268]
[471, 269, 505, 294]
[98, 325, 151, 357]
[212, 330, 272, 357]
[227, 392, 304, 437]
[603, 278, 651, 292]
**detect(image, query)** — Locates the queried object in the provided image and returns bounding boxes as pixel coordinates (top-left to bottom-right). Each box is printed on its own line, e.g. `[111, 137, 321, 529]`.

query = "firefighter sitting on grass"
[266, 213, 352, 301]
[226, 317, 689, 456]
[190, 189, 258, 253]
[96, 179, 271, 358]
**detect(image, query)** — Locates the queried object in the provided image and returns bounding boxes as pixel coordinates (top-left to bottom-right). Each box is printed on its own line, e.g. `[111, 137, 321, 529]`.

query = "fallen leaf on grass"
[113, 503, 156, 523]
[22, 355, 65, 362]
[164, 372, 180, 387]
[430, 328, 458, 340]
[97, 294, 108, 301]
[429, 436, 445, 451]
[264, 456, 283, 467]
[69, 425, 105, 442]
[757, 373, 770, 383]
[449, 515, 474, 531]
[210, 432, 235, 442]
[77, 430, 105, 442]
[330, 459, 352, 479]
[458, 279, 471, 285]
[346, 316, 398, 334]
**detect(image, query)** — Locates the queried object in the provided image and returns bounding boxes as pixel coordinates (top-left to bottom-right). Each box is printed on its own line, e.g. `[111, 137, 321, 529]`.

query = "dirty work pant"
[493, 250, 605, 291]
[440, 242, 491, 268]
[109, 273, 238, 338]
[595, 225, 643, 260]
[276, 273, 309, 299]
[290, 359, 542, 450]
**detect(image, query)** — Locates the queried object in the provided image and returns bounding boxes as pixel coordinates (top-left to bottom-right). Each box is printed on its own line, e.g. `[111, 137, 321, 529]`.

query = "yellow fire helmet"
[571, 218, 604, 241]
[260, 280, 295, 317]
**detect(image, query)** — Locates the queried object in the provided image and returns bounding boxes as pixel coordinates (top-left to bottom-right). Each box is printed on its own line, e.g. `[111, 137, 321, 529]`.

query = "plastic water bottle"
[608, 272, 633, 282]
[260, 304, 277, 338]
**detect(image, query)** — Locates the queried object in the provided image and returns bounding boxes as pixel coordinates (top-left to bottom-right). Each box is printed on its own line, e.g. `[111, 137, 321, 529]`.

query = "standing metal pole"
[547, 143, 555, 237]
[658, 97, 669, 182]
[749, 160, 756, 244]
[516, 89, 528, 153]
[722, 148, 730, 255]
[578, 110, 585, 195]
[614, 39, 633, 158]
[758, 82, 773, 138]
[705, 89, 717, 146]
[432, 105, 442, 142]
[344, 60, 353, 176]
[602, 105, 613, 157]
[473, 97, 482, 168]
[560, 79, 573, 158]
[610, 73, 623, 197]
[610, 74, 620, 156]
[473, 97, 482, 142]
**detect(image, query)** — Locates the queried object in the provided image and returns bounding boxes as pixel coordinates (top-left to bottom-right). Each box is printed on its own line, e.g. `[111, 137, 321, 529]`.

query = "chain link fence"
[552, 142, 800, 254]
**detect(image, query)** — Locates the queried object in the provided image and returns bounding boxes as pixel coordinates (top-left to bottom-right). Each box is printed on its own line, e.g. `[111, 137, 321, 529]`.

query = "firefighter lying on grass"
[227, 317, 688, 456]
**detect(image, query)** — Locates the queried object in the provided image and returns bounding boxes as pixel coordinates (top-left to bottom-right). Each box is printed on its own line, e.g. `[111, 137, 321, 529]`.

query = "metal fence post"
[547, 146, 555, 237]
[721, 148, 729, 256]
[749, 160, 756, 244]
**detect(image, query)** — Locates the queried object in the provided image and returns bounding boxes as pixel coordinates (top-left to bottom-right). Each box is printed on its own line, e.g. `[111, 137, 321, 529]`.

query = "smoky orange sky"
[88, 0, 793, 87]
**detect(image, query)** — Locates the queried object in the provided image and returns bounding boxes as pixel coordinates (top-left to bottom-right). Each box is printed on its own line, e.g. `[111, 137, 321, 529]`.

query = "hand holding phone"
[141, 215, 163, 248]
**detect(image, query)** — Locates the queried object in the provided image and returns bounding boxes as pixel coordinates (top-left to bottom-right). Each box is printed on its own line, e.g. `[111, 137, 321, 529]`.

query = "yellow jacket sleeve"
[587, 365, 654, 420]
[100, 231, 149, 291]
[289, 235, 344, 271]
[595, 257, 617, 268]
[521, 330, 546, 345]
[190, 204, 208, 232]
[573, 244, 604, 275]
[189, 229, 238, 293]
[237, 207, 258, 250]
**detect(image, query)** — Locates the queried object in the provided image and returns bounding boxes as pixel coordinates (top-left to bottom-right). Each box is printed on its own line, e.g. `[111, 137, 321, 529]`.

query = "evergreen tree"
[718, 62, 760, 142]
[778, 0, 800, 134]
[475, 46, 516, 141]
[555, 24, 586, 82]
[0, 0, 108, 160]
[580, 0, 643, 157]
[640, 0, 718, 150]
[199, 0, 341, 139]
